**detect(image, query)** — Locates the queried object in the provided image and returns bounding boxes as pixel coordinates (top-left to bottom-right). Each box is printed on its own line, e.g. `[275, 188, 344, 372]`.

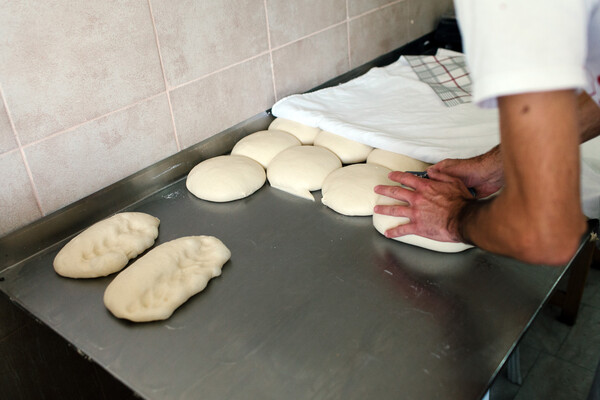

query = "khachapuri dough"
[268, 118, 320, 144]
[267, 145, 342, 201]
[53, 212, 160, 279]
[103, 236, 231, 322]
[230, 129, 301, 168]
[373, 195, 473, 253]
[321, 163, 394, 216]
[313, 130, 373, 164]
[186, 155, 266, 202]
[366, 148, 431, 172]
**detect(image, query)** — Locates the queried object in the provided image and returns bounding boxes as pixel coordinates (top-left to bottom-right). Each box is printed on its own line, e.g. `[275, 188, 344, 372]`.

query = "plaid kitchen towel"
[404, 55, 472, 107]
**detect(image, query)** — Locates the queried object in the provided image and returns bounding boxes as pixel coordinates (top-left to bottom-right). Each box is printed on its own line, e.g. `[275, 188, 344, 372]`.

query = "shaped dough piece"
[367, 148, 431, 172]
[321, 163, 394, 216]
[373, 195, 473, 253]
[53, 212, 160, 278]
[231, 130, 301, 168]
[267, 145, 342, 201]
[104, 236, 231, 322]
[314, 130, 373, 164]
[268, 118, 320, 144]
[186, 155, 266, 202]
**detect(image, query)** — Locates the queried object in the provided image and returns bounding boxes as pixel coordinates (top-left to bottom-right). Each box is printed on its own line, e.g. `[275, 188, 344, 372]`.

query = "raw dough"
[267, 145, 342, 201]
[367, 148, 431, 172]
[186, 155, 266, 202]
[231, 129, 301, 168]
[53, 212, 160, 278]
[321, 163, 393, 216]
[314, 130, 373, 164]
[269, 118, 320, 144]
[373, 195, 473, 253]
[103, 236, 231, 322]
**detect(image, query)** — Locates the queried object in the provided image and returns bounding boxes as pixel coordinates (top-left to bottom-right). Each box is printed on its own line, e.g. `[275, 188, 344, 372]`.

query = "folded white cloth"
[272, 49, 500, 164]
[271, 49, 600, 219]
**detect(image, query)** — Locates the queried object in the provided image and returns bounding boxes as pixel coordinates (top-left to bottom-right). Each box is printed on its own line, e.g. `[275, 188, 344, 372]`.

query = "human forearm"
[452, 90, 587, 265]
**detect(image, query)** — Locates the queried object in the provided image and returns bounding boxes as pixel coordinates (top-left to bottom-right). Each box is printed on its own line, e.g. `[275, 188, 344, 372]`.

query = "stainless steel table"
[0, 167, 584, 400]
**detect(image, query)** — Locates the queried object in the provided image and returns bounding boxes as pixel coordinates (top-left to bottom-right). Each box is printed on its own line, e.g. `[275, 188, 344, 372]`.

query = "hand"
[374, 170, 474, 242]
[428, 146, 503, 199]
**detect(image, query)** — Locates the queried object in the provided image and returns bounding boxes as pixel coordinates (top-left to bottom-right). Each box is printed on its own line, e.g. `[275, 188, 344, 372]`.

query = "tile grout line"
[263, 0, 278, 103]
[147, 0, 181, 151]
[346, 0, 352, 69]
[0, 83, 44, 216]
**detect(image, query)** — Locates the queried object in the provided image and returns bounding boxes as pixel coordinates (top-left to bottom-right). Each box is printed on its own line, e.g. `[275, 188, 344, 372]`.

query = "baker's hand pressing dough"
[186, 155, 266, 202]
[53, 212, 160, 279]
[231, 129, 301, 168]
[373, 195, 473, 253]
[314, 130, 373, 164]
[367, 148, 431, 172]
[269, 118, 320, 145]
[103, 236, 231, 322]
[267, 145, 342, 201]
[321, 164, 394, 216]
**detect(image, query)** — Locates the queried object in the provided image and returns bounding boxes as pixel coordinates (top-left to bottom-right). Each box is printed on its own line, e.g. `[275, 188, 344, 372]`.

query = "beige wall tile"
[0, 151, 41, 236]
[349, 1, 410, 68]
[170, 55, 275, 150]
[272, 24, 349, 99]
[0, 101, 17, 154]
[151, 0, 269, 88]
[267, 0, 347, 48]
[24, 95, 177, 215]
[0, 1, 164, 145]
[408, 0, 453, 41]
[348, 0, 396, 17]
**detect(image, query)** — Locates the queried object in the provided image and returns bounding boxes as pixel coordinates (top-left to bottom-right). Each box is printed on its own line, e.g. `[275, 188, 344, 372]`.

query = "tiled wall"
[0, 0, 452, 236]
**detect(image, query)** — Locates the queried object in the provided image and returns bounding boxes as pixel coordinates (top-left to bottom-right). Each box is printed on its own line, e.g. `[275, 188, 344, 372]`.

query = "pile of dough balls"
[184, 117, 470, 253]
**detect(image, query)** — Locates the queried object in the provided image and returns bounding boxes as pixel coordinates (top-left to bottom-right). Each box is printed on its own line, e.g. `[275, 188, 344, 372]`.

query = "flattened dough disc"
[321, 163, 393, 216]
[231, 129, 301, 168]
[267, 145, 341, 201]
[367, 148, 431, 172]
[269, 118, 320, 145]
[186, 155, 266, 202]
[314, 130, 373, 164]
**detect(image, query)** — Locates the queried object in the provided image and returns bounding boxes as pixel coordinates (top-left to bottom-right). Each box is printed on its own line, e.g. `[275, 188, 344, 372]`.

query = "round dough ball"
[321, 163, 393, 216]
[267, 146, 342, 201]
[269, 118, 320, 144]
[186, 155, 266, 202]
[367, 148, 431, 172]
[314, 130, 373, 164]
[373, 195, 473, 253]
[231, 130, 301, 168]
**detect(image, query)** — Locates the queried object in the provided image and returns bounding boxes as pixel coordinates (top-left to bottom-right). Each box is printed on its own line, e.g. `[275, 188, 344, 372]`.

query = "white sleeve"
[454, 0, 590, 108]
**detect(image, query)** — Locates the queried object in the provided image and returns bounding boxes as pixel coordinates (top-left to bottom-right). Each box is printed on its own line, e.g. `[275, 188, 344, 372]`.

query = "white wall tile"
[0, 1, 164, 144]
[170, 55, 275, 150]
[24, 95, 177, 214]
[151, 0, 269, 88]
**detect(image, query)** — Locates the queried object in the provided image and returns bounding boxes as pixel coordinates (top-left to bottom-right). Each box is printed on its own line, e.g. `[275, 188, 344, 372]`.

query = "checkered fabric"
[405, 55, 472, 107]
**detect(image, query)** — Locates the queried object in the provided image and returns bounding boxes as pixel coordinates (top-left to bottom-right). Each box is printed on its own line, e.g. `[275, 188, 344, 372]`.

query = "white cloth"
[454, 0, 600, 108]
[272, 49, 500, 164]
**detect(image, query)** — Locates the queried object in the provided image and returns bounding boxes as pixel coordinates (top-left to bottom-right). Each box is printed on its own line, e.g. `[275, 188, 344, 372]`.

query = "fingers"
[373, 204, 413, 218]
[387, 171, 429, 190]
[385, 221, 418, 238]
[374, 184, 416, 204]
